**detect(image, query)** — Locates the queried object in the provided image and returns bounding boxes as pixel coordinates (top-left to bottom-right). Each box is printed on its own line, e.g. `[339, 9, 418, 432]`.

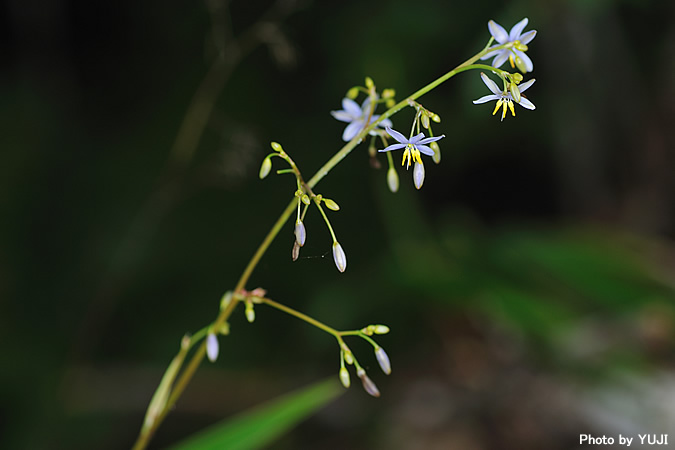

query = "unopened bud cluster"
[336, 325, 391, 397]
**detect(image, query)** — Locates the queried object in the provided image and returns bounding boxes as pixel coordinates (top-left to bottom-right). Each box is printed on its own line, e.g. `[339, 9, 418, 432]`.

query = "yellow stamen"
[492, 99, 503, 116]
[401, 148, 411, 168]
[509, 54, 515, 69]
[501, 101, 508, 120]
[412, 149, 422, 165]
[508, 100, 516, 117]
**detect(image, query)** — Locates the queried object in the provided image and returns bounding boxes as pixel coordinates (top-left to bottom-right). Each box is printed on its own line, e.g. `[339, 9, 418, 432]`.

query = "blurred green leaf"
[171, 378, 342, 450]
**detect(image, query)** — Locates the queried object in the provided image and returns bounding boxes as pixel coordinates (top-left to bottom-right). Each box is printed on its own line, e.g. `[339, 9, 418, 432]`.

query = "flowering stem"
[133, 41, 513, 450]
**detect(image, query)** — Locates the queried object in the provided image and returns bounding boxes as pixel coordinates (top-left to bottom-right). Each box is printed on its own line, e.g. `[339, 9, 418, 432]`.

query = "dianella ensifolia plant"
[133, 17, 539, 449]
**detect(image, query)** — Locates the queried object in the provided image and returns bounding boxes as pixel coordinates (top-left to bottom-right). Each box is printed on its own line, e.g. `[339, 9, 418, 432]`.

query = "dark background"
[1, 0, 674, 448]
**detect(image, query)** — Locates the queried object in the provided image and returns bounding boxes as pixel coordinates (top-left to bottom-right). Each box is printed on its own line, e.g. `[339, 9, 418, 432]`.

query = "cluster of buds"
[337, 324, 391, 397]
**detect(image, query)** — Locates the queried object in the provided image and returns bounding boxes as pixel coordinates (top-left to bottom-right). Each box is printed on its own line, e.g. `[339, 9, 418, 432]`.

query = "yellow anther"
[508, 100, 516, 117]
[501, 101, 508, 120]
[401, 148, 411, 168]
[509, 54, 515, 69]
[492, 99, 503, 116]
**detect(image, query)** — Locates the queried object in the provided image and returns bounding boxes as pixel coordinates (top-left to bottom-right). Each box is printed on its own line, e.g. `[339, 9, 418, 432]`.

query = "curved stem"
[134, 42, 510, 450]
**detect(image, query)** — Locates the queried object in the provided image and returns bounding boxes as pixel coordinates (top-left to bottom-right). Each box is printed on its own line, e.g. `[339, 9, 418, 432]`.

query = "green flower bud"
[344, 350, 354, 365]
[421, 113, 430, 129]
[515, 55, 528, 74]
[365, 77, 374, 89]
[431, 113, 441, 123]
[220, 291, 233, 310]
[382, 88, 395, 99]
[218, 322, 230, 335]
[245, 302, 255, 323]
[339, 367, 350, 388]
[510, 82, 521, 103]
[387, 167, 399, 193]
[259, 157, 272, 179]
[386, 99, 395, 108]
[346, 87, 359, 99]
[372, 325, 390, 335]
[270, 141, 283, 152]
[301, 194, 310, 205]
[324, 198, 340, 211]
[430, 141, 441, 165]
[511, 72, 524, 83]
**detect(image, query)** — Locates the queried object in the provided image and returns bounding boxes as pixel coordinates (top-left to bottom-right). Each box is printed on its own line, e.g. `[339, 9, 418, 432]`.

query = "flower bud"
[270, 141, 283, 152]
[357, 368, 380, 397]
[431, 113, 441, 123]
[206, 333, 219, 362]
[245, 302, 255, 323]
[259, 157, 272, 179]
[291, 240, 300, 261]
[220, 291, 233, 310]
[430, 141, 441, 164]
[365, 76, 374, 89]
[344, 350, 354, 365]
[515, 55, 528, 73]
[346, 87, 359, 99]
[218, 322, 230, 335]
[301, 194, 311, 205]
[511, 73, 524, 83]
[514, 40, 529, 51]
[387, 167, 399, 193]
[382, 88, 395, 99]
[413, 162, 425, 190]
[339, 367, 351, 388]
[324, 198, 340, 211]
[294, 219, 306, 246]
[372, 325, 390, 335]
[375, 346, 391, 375]
[510, 82, 521, 103]
[332, 242, 347, 273]
[421, 113, 430, 129]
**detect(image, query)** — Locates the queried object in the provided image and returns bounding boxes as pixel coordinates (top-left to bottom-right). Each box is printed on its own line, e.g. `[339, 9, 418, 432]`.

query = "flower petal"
[379, 143, 406, 152]
[408, 132, 425, 144]
[331, 110, 353, 123]
[342, 121, 362, 141]
[342, 98, 362, 117]
[480, 48, 499, 60]
[520, 29, 537, 45]
[491, 50, 510, 69]
[518, 97, 536, 110]
[480, 72, 502, 95]
[416, 145, 435, 156]
[518, 78, 536, 93]
[385, 127, 409, 144]
[418, 134, 445, 145]
[514, 49, 533, 72]
[488, 20, 509, 44]
[473, 94, 500, 104]
[509, 18, 529, 41]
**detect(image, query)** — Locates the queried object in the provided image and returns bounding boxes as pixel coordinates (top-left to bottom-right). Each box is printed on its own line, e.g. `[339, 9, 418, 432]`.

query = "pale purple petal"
[518, 97, 535, 110]
[331, 110, 353, 123]
[416, 145, 435, 156]
[480, 48, 499, 60]
[480, 72, 502, 95]
[343, 121, 362, 141]
[418, 134, 444, 145]
[408, 133, 425, 144]
[385, 127, 409, 144]
[509, 18, 529, 40]
[488, 20, 509, 44]
[520, 29, 537, 45]
[379, 143, 406, 152]
[518, 78, 536, 93]
[473, 94, 500, 104]
[342, 98, 361, 117]
[492, 51, 510, 69]
[514, 49, 533, 72]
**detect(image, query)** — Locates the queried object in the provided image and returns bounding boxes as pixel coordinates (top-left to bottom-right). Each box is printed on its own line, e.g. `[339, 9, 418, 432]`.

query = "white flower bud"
[206, 333, 219, 362]
[339, 367, 351, 388]
[294, 219, 306, 246]
[375, 347, 391, 375]
[332, 242, 347, 273]
[357, 368, 380, 397]
[258, 157, 272, 179]
[387, 167, 399, 193]
[413, 162, 425, 190]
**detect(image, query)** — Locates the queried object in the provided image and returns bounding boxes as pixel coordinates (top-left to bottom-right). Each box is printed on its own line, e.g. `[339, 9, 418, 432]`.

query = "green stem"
[262, 297, 339, 335]
[134, 42, 511, 450]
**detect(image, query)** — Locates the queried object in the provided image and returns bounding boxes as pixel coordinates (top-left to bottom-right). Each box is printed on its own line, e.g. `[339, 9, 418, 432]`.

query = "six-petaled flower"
[378, 127, 445, 169]
[481, 18, 536, 73]
[473, 72, 535, 121]
[331, 97, 393, 142]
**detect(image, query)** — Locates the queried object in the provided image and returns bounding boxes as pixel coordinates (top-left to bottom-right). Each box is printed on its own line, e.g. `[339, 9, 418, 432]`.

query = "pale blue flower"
[378, 127, 444, 169]
[481, 18, 537, 73]
[331, 97, 393, 142]
[473, 72, 535, 121]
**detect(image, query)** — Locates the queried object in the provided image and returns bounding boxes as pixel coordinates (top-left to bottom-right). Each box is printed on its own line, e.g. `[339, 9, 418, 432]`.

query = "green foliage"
[171, 378, 342, 450]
